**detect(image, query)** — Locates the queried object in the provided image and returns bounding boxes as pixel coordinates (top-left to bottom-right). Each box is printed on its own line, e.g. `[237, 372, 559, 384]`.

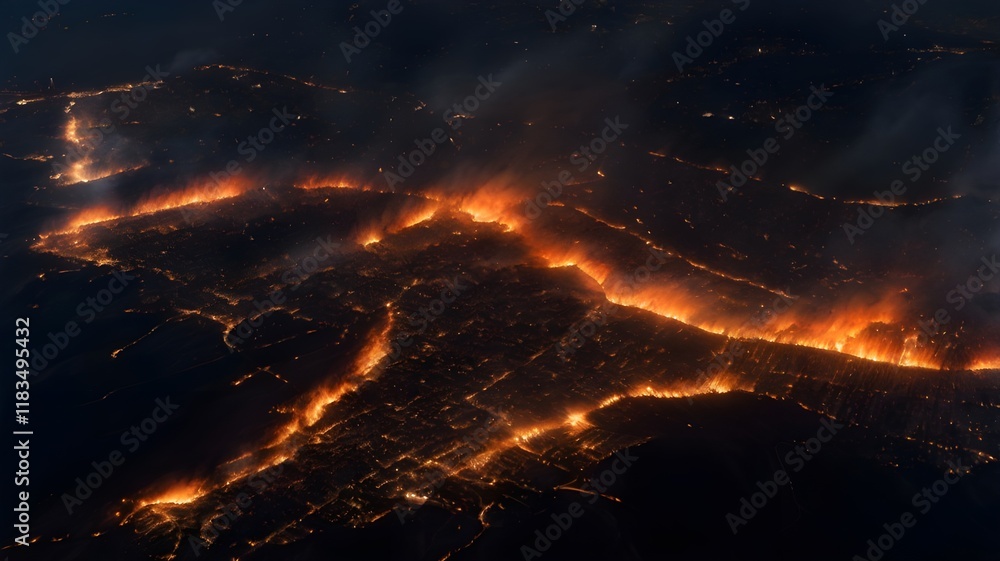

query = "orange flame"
[56, 117, 147, 184]
[132, 176, 250, 215]
[535, 241, 951, 369]
[273, 319, 392, 447]
[45, 176, 253, 237]
[137, 480, 206, 507]
[352, 198, 442, 246]
[293, 173, 365, 191]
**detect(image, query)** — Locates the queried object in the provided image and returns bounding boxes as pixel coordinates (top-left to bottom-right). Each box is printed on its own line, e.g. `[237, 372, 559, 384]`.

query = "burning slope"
[39, 176, 254, 239]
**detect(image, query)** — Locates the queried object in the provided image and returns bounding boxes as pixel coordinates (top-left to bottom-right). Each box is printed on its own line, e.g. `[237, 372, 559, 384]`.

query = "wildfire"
[566, 411, 590, 430]
[968, 355, 1000, 372]
[351, 198, 443, 247]
[788, 183, 963, 208]
[293, 173, 365, 191]
[431, 177, 529, 233]
[63, 206, 121, 232]
[57, 161, 148, 185]
[270, 320, 392, 447]
[65, 116, 86, 145]
[54, 116, 149, 185]
[133, 177, 250, 214]
[301, 382, 355, 427]
[136, 480, 206, 508]
[539, 244, 952, 370]
[467, 372, 748, 470]
[599, 372, 748, 408]
[43, 176, 253, 238]
[129, 320, 392, 520]
[33, 171, 999, 374]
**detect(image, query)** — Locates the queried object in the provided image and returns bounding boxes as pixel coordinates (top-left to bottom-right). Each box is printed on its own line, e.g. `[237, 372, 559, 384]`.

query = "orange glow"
[64, 206, 121, 232]
[618, 283, 942, 369]
[599, 372, 748, 409]
[513, 425, 552, 443]
[302, 381, 353, 427]
[787, 182, 963, 208]
[60, 161, 148, 184]
[632, 372, 750, 398]
[456, 191, 519, 229]
[137, 480, 206, 507]
[969, 356, 1000, 371]
[429, 177, 528, 233]
[787, 184, 830, 201]
[398, 205, 439, 230]
[130, 321, 392, 517]
[32, 172, 999, 372]
[565, 411, 590, 430]
[469, 372, 747, 470]
[293, 173, 364, 191]
[351, 198, 442, 247]
[361, 234, 383, 246]
[132, 177, 250, 215]
[535, 241, 952, 369]
[65, 116, 86, 145]
[44, 176, 253, 238]
[271, 318, 393, 450]
[55, 117, 148, 185]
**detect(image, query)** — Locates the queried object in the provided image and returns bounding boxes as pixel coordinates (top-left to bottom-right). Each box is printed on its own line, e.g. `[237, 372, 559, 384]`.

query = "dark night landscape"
[2, 1, 1000, 560]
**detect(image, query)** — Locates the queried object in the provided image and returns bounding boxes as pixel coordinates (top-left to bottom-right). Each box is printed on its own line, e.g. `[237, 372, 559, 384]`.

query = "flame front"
[55, 116, 147, 184]
[41, 176, 253, 239]
[39, 174, 997, 371]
